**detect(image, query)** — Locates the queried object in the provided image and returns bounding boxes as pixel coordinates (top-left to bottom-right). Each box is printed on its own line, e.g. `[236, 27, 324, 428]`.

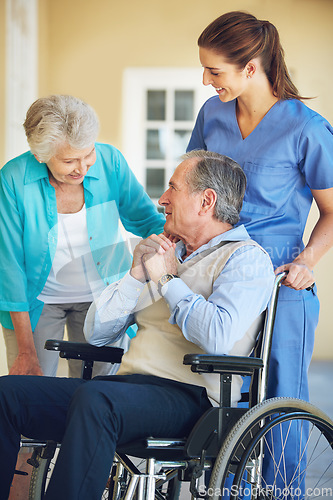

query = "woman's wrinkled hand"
[9, 353, 44, 376]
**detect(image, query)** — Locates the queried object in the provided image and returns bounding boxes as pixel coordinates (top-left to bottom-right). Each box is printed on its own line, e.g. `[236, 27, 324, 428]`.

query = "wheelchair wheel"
[208, 397, 333, 499]
[28, 445, 58, 500]
[28, 444, 113, 500]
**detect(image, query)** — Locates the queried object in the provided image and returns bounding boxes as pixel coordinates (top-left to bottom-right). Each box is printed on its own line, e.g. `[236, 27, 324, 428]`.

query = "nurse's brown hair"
[198, 11, 301, 100]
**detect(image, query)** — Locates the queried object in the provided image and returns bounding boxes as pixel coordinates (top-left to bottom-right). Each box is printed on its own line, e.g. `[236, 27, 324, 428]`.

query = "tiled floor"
[308, 359, 333, 418]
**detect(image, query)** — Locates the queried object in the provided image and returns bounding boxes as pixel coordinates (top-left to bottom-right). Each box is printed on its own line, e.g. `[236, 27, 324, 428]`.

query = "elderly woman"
[0, 95, 165, 378]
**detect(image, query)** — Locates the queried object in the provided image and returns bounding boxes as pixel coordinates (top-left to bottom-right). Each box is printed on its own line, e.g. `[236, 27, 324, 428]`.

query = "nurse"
[187, 10, 333, 488]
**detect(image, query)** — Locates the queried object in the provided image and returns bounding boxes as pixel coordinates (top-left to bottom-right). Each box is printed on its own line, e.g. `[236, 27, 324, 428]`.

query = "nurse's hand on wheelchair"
[274, 262, 315, 291]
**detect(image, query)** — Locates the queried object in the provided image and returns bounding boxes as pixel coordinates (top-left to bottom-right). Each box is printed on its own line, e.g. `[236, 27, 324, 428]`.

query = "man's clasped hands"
[130, 234, 178, 285]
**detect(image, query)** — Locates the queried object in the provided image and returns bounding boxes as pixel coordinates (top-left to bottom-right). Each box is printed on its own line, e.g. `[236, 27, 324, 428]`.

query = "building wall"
[35, 0, 333, 361]
[0, 0, 332, 376]
[0, 1, 6, 375]
[37, 0, 333, 145]
[0, 1, 6, 167]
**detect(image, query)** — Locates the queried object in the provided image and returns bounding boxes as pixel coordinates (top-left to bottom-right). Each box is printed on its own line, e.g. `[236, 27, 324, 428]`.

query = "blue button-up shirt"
[85, 225, 274, 355]
[0, 143, 165, 330]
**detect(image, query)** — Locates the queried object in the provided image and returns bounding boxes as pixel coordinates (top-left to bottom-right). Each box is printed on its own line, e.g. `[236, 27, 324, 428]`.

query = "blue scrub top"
[0, 143, 165, 330]
[187, 98, 333, 277]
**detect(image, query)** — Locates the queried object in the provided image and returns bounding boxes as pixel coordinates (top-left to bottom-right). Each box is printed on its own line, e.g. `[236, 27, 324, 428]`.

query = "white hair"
[183, 150, 246, 225]
[23, 95, 99, 162]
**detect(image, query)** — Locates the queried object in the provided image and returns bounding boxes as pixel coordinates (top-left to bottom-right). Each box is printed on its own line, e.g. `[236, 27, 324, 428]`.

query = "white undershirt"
[38, 205, 105, 304]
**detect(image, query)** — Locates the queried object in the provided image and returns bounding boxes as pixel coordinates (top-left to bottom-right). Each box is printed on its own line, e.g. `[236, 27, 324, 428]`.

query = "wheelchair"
[22, 273, 333, 500]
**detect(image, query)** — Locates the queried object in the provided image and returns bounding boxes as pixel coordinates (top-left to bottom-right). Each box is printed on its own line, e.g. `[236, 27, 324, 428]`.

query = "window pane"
[146, 129, 166, 159]
[146, 168, 165, 199]
[173, 130, 192, 159]
[147, 90, 166, 120]
[174, 90, 194, 121]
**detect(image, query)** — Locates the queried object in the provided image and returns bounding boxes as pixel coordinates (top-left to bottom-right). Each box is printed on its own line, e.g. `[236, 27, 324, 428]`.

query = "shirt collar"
[175, 225, 250, 262]
[24, 153, 49, 184]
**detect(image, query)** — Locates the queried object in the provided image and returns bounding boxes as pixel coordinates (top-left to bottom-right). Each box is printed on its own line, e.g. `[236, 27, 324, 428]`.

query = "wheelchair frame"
[23, 273, 333, 500]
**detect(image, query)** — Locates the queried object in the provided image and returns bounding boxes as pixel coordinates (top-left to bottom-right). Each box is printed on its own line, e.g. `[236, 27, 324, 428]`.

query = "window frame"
[122, 67, 213, 201]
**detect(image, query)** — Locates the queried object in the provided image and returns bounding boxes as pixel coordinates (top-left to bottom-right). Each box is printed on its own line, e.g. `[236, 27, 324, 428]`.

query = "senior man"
[0, 150, 274, 499]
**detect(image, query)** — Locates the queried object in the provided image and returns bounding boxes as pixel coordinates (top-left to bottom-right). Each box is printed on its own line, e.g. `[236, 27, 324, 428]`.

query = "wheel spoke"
[209, 399, 333, 500]
[262, 419, 292, 489]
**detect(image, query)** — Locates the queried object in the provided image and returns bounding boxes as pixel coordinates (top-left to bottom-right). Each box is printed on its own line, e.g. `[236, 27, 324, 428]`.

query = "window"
[122, 68, 213, 204]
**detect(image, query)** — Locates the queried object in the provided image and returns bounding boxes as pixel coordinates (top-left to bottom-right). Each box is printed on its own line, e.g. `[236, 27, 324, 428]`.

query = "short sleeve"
[298, 115, 333, 190]
[187, 105, 207, 152]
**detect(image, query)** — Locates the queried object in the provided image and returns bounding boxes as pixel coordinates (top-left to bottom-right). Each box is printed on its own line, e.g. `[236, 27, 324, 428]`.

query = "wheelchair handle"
[280, 270, 315, 291]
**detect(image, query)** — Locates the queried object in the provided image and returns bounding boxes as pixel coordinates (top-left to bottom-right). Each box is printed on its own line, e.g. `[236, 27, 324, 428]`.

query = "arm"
[143, 242, 275, 355]
[275, 187, 333, 289]
[84, 274, 141, 346]
[115, 150, 165, 237]
[0, 171, 29, 309]
[0, 168, 43, 375]
[9, 311, 43, 376]
[84, 234, 174, 345]
[277, 116, 333, 289]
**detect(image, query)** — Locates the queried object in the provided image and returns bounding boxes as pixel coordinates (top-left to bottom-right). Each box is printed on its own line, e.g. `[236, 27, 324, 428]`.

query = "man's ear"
[199, 189, 217, 215]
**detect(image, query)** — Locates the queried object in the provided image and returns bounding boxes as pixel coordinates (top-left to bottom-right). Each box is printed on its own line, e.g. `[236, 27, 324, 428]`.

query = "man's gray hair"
[23, 95, 99, 162]
[182, 150, 246, 225]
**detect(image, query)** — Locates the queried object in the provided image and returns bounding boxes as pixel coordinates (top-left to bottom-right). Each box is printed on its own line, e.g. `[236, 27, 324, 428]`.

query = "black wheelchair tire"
[208, 397, 333, 500]
[28, 452, 52, 500]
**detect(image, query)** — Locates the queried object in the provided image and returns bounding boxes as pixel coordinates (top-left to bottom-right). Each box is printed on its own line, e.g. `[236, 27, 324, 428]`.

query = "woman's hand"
[9, 352, 44, 376]
[9, 311, 44, 376]
[275, 261, 314, 290]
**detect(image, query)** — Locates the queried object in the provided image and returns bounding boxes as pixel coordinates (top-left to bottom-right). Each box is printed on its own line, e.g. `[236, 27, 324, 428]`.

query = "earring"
[247, 75, 251, 79]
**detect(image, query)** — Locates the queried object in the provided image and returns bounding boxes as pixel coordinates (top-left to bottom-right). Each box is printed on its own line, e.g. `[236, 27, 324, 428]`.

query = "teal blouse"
[0, 143, 165, 330]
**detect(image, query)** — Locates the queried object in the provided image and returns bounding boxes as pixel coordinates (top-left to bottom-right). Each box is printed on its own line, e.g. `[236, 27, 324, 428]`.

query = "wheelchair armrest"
[183, 353, 263, 376]
[44, 339, 123, 364]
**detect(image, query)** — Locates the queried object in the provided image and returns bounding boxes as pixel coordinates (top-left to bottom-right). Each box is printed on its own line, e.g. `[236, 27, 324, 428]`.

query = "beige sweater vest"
[118, 240, 265, 406]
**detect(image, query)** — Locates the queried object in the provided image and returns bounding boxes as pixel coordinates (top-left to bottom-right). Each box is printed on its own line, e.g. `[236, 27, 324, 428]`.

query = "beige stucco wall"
[0, 2, 5, 374]
[0, 0, 332, 375]
[33, 0, 333, 361]
[37, 0, 333, 145]
[0, 1, 5, 167]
